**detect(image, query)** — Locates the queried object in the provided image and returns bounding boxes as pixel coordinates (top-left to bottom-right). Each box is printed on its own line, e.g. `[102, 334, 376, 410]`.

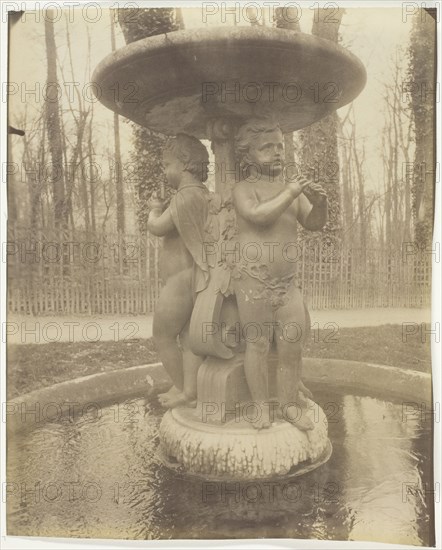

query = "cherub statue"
[147, 133, 211, 409]
[231, 117, 328, 430]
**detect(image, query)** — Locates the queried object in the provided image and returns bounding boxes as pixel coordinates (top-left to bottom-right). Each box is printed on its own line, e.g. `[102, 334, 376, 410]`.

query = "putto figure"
[232, 117, 328, 430]
[147, 133, 210, 409]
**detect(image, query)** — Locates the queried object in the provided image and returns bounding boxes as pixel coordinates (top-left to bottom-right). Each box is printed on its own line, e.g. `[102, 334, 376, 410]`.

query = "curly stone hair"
[235, 116, 282, 168]
[164, 133, 209, 182]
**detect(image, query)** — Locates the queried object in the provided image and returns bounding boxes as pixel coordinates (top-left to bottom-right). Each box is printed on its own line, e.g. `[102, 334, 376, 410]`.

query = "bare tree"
[61, 15, 92, 230]
[110, 10, 125, 233]
[339, 106, 377, 251]
[338, 112, 354, 244]
[22, 112, 42, 229]
[44, 12, 66, 229]
[408, 9, 437, 246]
[86, 25, 96, 232]
[381, 49, 414, 249]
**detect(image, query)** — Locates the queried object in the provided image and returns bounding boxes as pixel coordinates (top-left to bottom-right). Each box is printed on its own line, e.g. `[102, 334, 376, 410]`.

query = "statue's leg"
[299, 302, 313, 400]
[153, 269, 194, 407]
[274, 284, 314, 431]
[234, 281, 274, 429]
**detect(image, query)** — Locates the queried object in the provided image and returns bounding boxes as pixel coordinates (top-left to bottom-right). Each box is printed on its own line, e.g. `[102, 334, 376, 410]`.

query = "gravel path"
[6, 308, 431, 345]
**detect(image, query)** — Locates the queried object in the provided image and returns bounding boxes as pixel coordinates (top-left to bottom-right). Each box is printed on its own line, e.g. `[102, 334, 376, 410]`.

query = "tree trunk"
[409, 9, 437, 246]
[44, 13, 66, 229]
[340, 128, 353, 244]
[110, 12, 125, 233]
[60, 115, 75, 230]
[7, 147, 18, 222]
[88, 115, 96, 232]
[87, 28, 96, 233]
[352, 136, 366, 252]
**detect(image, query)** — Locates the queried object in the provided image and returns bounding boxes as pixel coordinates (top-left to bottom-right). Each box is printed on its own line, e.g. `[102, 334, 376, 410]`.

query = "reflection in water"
[340, 394, 431, 545]
[7, 387, 433, 545]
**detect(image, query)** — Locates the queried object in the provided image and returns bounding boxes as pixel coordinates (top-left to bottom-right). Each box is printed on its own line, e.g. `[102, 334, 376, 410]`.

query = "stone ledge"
[6, 363, 171, 434]
[6, 359, 431, 434]
[303, 358, 432, 404]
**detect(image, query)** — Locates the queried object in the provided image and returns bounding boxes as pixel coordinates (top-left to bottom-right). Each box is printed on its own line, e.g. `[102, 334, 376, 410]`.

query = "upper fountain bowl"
[93, 26, 367, 137]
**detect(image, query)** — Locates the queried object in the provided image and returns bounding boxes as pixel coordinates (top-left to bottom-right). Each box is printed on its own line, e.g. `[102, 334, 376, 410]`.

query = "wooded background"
[7, 7, 436, 314]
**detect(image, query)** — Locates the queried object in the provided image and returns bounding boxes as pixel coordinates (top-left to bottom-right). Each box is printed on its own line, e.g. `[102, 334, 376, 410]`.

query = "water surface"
[7, 386, 434, 545]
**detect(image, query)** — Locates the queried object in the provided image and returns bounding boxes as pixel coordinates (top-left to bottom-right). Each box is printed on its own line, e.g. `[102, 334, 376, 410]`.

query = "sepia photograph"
[1, 1, 440, 547]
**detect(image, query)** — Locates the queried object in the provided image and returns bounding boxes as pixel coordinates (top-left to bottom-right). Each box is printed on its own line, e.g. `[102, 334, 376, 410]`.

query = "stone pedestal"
[159, 399, 330, 480]
[159, 332, 331, 479]
[196, 354, 250, 424]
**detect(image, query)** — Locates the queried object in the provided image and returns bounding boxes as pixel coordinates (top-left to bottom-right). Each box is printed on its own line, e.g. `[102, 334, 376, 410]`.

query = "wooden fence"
[7, 225, 161, 315]
[297, 241, 431, 309]
[6, 225, 431, 315]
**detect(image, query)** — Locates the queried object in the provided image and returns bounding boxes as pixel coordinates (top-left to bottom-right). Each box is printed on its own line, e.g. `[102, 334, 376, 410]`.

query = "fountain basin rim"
[7, 359, 431, 434]
[92, 26, 367, 136]
[93, 26, 367, 77]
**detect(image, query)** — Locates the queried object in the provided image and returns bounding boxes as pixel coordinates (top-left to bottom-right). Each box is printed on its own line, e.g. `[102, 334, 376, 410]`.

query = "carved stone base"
[196, 354, 250, 424]
[159, 401, 330, 479]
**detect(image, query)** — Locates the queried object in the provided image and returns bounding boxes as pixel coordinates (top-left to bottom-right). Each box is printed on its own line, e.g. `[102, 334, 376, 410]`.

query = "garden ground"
[7, 316, 432, 399]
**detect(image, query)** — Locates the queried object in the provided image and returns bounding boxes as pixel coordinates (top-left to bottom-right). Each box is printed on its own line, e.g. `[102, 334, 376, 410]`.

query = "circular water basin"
[7, 385, 433, 545]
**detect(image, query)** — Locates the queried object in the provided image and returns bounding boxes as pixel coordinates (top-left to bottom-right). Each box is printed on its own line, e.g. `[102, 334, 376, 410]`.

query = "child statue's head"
[163, 133, 209, 188]
[235, 116, 284, 178]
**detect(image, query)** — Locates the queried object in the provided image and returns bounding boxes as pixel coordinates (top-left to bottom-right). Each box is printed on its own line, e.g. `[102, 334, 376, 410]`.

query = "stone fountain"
[93, 26, 366, 480]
